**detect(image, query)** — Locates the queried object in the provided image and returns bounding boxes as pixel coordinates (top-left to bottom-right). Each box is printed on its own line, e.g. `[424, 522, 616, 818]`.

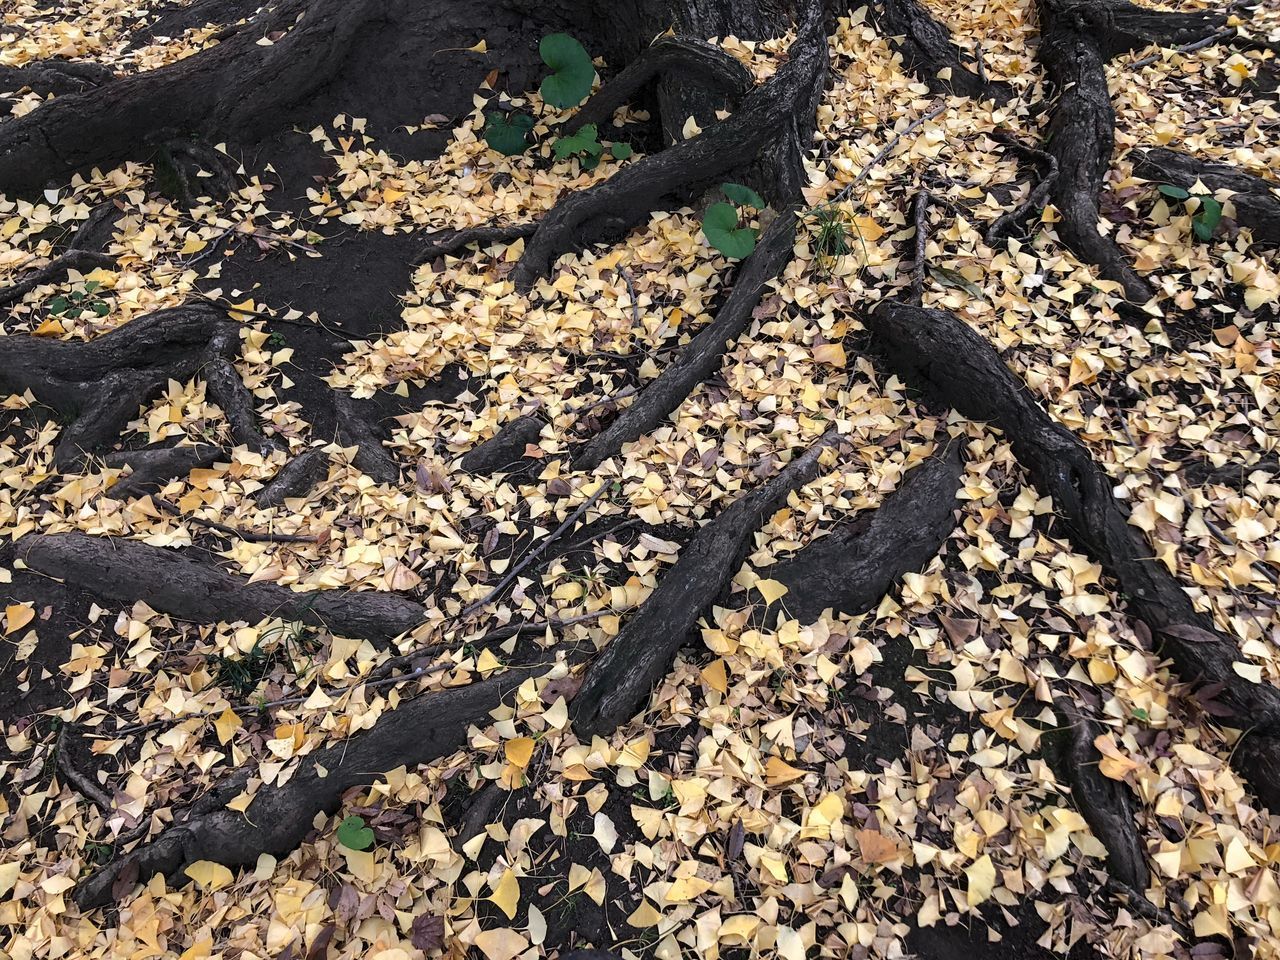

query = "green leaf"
[1194, 195, 1222, 240]
[721, 182, 766, 210]
[1157, 184, 1190, 200]
[49, 296, 68, 316]
[83, 280, 100, 293]
[552, 124, 601, 159]
[336, 815, 374, 851]
[609, 141, 633, 160]
[1133, 707, 1149, 721]
[702, 202, 758, 259]
[539, 33, 595, 108]
[927, 264, 986, 300]
[483, 111, 535, 156]
[92, 301, 110, 317]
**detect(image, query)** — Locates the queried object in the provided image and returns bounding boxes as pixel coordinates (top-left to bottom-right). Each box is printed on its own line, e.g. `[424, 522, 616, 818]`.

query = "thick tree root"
[1037, 0, 1153, 302]
[574, 208, 798, 470]
[0, 303, 276, 467]
[18, 532, 425, 644]
[1131, 147, 1280, 246]
[867, 300, 1280, 802]
[766, 441, 964, 624]
[461, 414, 543, 474]
[868, 0, 1011, 101]
[103, 443, 223, 501]
[331, 393, 400, 484]
[1042, 696, 1149, 893]
[152, 138, 240, 205]
[563, 35, 754, 142]
[509, 3, 826, 290]
[0, 0, 383, 194]
[570, 429, 845, 736]
[74, 662, 548, 909]
[0, 58, 114, 101]
[255, 448, 331, 507]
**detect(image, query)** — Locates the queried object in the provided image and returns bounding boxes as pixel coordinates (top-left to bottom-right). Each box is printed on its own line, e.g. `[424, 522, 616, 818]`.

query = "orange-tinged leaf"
[505, 736, 535, 768]
[5, 604, 34, 635]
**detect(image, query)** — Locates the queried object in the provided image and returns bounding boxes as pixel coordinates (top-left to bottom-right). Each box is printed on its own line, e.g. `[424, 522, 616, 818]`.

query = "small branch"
[826, 103, 946, 208]
[458, 481, 611, 620]
[153, 497, 318, 544]
[985, 137, 1059, 244]
[910, 187, 931, 303]
[55, 725, 115, 813]
[417, 222, 539, 265]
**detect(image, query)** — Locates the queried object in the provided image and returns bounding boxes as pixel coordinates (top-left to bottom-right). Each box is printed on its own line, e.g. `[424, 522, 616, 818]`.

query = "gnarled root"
[0, 200, 121, 309]
[509, 3, 826, 291]
[985, 135, 1058, 244]
[766, 441, 964, 624]
[103, 443, 223, 501]
[0, 0, 383, 194]
[1131, 147, 1280, 245]
[563, 35, 754, 142]
[0, 58, 114, 102]
[866, 299, 1280, 803]
[1042, 696, 1149, 893]
[0, 302, 282, 467]
[575, 208, 798, 470]
[570, 429, 845, 736]
[1037, 0, 1153, 302]
[255, 447, 331, 507]
[18, 532, 425, 644]
[74, 662, 548, 909]
[868, 0, 1011, 101]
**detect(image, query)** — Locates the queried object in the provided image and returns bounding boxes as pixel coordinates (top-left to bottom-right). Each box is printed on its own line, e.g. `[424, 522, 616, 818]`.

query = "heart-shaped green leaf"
[1157, 184, 1190, 200]
[483, 111, 535, 156]
[702, 202, 758, 259]
[553, 123, 602, 160]
[721, 182, 766, 210]
[539, 34, 595, 108]
[610, 141, 633, 160]
[336, 815, 374, 851]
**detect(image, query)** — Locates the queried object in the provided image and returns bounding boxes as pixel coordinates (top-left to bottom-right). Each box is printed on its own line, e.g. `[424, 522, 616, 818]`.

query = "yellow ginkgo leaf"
[765, 756, 805, 785]
[184, 860, 234, 891]
[213, 707, 241, 746]
[756, 579, 789, 605]
[5, 604, 34, 636]
[504, 736, 535, 768]
[474, 928, 528, 960]
[489, 868, 520, 919]
[965, 854, 996, 906]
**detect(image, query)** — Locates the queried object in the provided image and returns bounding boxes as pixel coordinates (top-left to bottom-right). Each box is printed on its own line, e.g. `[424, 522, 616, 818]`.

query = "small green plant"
[810, 204, 855, 272]
[702, 182, 766, 259]
[539, 33, 595, 108]
[48, 280, 109, 321]
[1158, 184, 1223, 242]
[336, 815, 375, 851]
[553, 123, 604, 169]
[207, 621, 318, 697]
[483, 110, 535, 156]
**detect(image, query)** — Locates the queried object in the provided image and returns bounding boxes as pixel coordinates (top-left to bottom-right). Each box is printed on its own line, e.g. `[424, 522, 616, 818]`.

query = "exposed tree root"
[909, 187, 931, 302]
[563, 35, 754, 141]
[417, 221, 539, 267]
[151, 138, 240, 205]
[0, 0, 383, 194]
[461, 414, 543, 474]
[509, 4, 826, 291]
[570, 429, 845, 736]
[0, 302, 286, 468]
[574, 208, 798, 471]
[0, 200, 120, 309]
[18, 532, 425, 645]
[868, 0, 1011, 101]
[1131, 147, 1280, 245]
[0, 58, 114, 102]
[1037, 0, 1153, 302]
[331, 393, 401, 484]
[985, 135, 1058, 244]
[766, 441, 964, 624]
[1036, 0, 1278, 302]
[867, 299, 1280, 805]
[254, 447, 331, 507]
[103, 443, 223, 501]
[1042, 695, 1149, 893]
[74, 662, 550, 909]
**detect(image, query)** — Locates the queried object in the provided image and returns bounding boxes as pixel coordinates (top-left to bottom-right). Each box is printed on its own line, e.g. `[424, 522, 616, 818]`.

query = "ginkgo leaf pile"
[0, 0, 1278, 958]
